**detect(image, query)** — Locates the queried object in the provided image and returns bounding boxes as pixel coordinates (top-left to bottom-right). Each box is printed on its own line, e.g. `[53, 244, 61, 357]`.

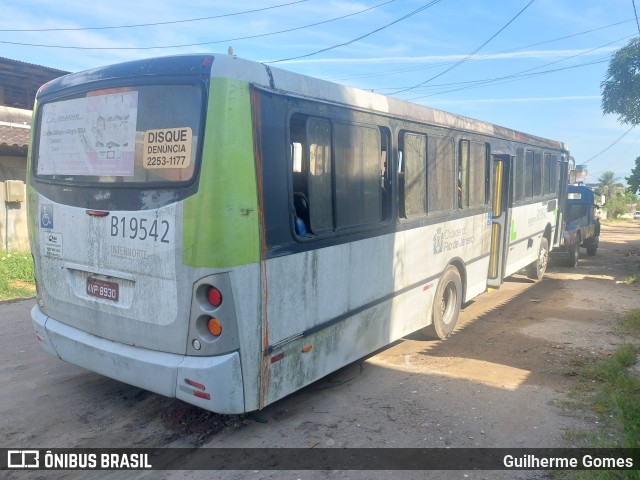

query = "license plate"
[86, 277, 119, 302]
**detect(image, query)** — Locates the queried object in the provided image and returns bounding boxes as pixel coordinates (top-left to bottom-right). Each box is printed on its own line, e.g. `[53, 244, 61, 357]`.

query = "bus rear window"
[34, 84, 203, 184]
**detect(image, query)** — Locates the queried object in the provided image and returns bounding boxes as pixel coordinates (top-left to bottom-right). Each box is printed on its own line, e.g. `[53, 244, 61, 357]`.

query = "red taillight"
[182, 379, 211, 400]
[185, 379, 206, 391]
[207, 287, 223, 307]
[86, 210, 110, 217]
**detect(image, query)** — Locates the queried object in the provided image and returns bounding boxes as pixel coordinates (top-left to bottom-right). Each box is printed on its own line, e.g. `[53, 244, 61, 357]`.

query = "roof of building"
[0, 123, 30, 155]
[0, 56, 69, 110]
[0, 57, 66, 155]
[0, 123, 30, 147]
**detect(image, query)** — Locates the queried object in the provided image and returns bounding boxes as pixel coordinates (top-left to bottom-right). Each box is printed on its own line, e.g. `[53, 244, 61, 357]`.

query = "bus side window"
[543, 153, 558, 195]
[290, 115, 311, 235]
[533, 151, 543, 197]
[427, 136, 455, 213]
[458, 140, 469, 209]
[307, 118, 333, 233]
[459, 140, 489, 209]
[379, 127, 391, 221]
[513, 148, 525, 204]
[525, 150, 534, 199]
[291, 113, 389, 235]
[399, 131, 428, 218]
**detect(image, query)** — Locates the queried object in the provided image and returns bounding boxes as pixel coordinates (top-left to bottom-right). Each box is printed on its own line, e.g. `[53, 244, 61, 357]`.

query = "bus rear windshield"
[34, 84, 203, 185]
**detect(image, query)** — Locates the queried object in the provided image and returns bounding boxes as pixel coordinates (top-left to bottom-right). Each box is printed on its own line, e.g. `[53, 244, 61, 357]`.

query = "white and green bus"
[28, 54, 569, 414]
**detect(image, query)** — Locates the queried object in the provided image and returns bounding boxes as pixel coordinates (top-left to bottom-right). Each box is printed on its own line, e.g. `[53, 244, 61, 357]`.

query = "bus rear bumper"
[31, 305, 245, 414]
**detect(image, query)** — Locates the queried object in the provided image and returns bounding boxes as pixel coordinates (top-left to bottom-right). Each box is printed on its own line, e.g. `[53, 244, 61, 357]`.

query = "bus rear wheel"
[422, 266, 462, 340]
[526, 237, 549, 280]
[586, 236, 598, 256]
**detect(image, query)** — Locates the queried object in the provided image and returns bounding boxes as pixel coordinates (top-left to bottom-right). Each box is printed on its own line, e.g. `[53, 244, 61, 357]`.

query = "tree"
[625, 190, 638, 204]
[601, 38, 640, 125]
[604, 192, 628, 219]
[595, 171, 629, 218]
[597, 171, 618, 198]
[627, 156, 640, 195]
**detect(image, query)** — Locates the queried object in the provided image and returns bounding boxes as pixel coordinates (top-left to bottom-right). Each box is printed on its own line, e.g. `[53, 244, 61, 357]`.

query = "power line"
[264, 0, 443, 64]
[0, 0, 311, 32]
[328, 18, 634, 83]
[0, 0, 394, 50]
[384, 33, 633, 99]
[375, 57, 606, 95]
[389, 0, 537, 95]
[633, 0, 640, 35]
[583, 126, 635, 164]
[404, 58, 609, 101]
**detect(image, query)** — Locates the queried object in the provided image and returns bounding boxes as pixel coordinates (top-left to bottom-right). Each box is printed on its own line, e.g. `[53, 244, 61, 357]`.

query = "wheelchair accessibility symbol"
[40, 204, 54, 229]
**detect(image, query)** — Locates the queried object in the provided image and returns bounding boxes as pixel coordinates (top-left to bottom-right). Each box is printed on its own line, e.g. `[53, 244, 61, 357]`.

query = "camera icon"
[7, 450, 40, 468]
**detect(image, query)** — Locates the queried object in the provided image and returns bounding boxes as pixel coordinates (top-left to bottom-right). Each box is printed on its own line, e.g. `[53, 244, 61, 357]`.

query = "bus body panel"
[33, 195, 191, 353]
[183, 77, 260, 269]
[262, 214, 491, 403]
[264, 214, 491, 348]
[503, 200, 556, 278]
[28, 63, 261, 413]
[31, 304, 246, 414]
[26, 53, 570, 414]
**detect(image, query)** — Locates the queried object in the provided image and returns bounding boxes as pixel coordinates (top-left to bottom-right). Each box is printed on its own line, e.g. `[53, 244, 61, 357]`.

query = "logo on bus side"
[40, 204, 54, 229]
[433, 226, 475, 254]
[433, 227, 444, 254]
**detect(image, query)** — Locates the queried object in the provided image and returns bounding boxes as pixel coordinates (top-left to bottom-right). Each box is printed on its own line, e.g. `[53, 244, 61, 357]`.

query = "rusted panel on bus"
[249, 88, 272, 410]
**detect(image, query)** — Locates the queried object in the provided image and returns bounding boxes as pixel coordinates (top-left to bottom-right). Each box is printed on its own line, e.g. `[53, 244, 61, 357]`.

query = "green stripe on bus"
[183, 78, 260, 268]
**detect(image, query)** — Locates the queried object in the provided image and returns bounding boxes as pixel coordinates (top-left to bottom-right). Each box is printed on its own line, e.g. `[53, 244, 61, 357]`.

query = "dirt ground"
[1, 222, 639, 479]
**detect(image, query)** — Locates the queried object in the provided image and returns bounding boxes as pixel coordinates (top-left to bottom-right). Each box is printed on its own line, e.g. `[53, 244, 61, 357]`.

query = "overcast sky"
[2, 0, 639, 184]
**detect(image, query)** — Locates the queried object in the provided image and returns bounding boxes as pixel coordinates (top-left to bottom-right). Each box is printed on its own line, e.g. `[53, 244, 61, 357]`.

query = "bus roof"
[39, 53, 568, 153]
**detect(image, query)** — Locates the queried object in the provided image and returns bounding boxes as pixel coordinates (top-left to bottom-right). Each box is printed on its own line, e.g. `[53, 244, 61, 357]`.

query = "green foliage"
[603, 192, 628, 219]
[562, 342, 640, 480]
[601, 38, 640, 126]
[586, 344, 640, 448]
[596, 171, 618, 199]
[560, 309, 640, 480]
[0, 250, 35, 301]
[619, 308, 640, 333]
[627, 156, 640, 196]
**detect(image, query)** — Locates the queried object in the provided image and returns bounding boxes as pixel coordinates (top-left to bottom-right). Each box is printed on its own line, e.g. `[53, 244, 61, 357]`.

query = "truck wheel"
[527, 237, 549, 280]
[567, 233, 580, 267]
[586, 236, 598, 256]
[422, 266, 462, 340]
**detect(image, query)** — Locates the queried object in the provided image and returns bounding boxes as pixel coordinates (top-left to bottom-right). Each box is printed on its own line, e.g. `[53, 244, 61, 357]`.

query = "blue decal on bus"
[40, 204, 54, 229]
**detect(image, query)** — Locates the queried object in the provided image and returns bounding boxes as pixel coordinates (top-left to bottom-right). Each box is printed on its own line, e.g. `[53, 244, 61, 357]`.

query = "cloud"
[427, 95, 602, 105]
[273, 48, 619, 64]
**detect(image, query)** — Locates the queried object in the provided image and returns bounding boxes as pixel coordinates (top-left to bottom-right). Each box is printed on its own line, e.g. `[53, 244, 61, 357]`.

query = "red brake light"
[185, 379, 206, 391]
[86, 210, 110, 217]
[207, 287, 222, 307]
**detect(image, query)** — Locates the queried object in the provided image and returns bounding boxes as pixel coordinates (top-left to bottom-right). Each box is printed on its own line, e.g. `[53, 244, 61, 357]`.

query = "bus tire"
[526, 237, 549, 280]
[567, 233, 580, 268]
[422, 265, 462, 340]
[586, 236, 598, 256]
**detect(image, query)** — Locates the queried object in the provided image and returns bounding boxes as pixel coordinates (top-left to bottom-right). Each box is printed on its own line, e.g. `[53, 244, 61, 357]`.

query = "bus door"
[487, 154, 512, 287]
